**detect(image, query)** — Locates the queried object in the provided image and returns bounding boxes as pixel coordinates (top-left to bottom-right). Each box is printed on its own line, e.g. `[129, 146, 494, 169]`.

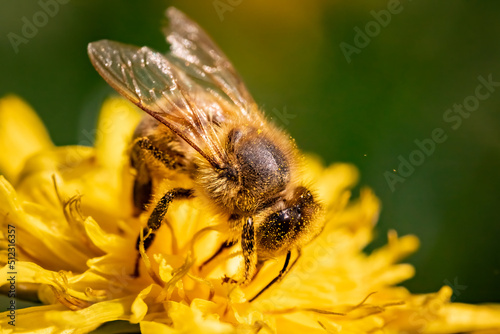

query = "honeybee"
[88, 7, 324, 300]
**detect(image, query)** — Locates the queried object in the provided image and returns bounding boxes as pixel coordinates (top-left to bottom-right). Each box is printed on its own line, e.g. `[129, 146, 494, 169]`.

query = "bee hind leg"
[132, 187, 194, 277]
[130, 136, 181, 216]
[132, 136, 180, 169]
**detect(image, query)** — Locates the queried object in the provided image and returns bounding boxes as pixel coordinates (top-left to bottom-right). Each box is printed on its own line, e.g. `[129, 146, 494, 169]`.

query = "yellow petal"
[0, 303, 69, 334]
[94, 96, 141, 170]
[45, 297, 133, 333]
[0, 177, 94, 272]
[141, 320, 177, 334]
[0, 95, 53, 182]
[426, 302, 500, 333]
[164, 301, 235, 333]
[315, 163, 359, 209]
[0, 261, 61, 286]
[131, 285, 154, 323]
[92, 96, 142, 219]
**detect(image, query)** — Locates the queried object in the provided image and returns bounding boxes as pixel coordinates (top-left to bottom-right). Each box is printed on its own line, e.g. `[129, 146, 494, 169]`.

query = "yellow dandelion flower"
[1, 95, 500, 334]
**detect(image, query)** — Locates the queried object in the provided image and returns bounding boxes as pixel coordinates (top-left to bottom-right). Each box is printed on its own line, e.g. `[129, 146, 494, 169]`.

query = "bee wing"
[163, 7, 260, 121]
[88, 39, 237, 168]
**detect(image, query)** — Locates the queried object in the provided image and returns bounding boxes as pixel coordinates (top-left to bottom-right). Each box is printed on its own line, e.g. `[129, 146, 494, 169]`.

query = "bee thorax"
[197, 130, 291, 215]
[236, 135, 290, 194]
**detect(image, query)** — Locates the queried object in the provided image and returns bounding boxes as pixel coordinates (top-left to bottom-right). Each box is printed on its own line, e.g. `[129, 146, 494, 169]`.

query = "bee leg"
[132, 164, 152, 216]
[249, 249, 302, 302]
[241, 217, 258, 284]
[133, 137, 179, 169]
[199, 239, 237, 270]
[132, 188, 194, 277]
[130, 137, 180, 215]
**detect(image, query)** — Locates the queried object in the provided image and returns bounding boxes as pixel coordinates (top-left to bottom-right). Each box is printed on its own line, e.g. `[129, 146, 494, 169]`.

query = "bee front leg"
[199, 239, 237, 270]
[249, 249, 302, 302]
[133, 188, 194, 277]
[241, 217, 258, 285]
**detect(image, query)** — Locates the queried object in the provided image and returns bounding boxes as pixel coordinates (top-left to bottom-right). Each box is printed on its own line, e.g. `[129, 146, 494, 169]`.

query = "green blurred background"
[1, 0, 499, 303]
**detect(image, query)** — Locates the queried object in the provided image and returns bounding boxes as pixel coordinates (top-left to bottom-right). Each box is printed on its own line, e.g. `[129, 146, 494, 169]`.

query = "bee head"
[255, 186, 323, 259]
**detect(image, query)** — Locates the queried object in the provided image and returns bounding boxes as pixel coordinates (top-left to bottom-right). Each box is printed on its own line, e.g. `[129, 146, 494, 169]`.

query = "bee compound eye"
[257, 207, 303, 252]
[276, 209, 292, 224]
